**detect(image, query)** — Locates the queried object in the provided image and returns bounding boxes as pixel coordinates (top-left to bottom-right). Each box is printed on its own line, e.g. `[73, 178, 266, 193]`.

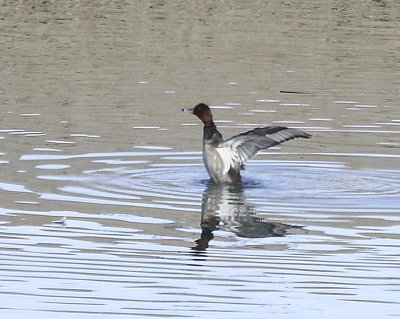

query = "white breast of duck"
[202, 124, 241, 184]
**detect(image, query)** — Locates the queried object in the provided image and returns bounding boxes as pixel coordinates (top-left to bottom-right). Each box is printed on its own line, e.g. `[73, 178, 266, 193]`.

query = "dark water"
[1, 1, 400, 318]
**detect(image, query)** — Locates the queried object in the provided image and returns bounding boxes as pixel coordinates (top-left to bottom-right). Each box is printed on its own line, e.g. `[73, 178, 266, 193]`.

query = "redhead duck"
[182, 103, 311, 184]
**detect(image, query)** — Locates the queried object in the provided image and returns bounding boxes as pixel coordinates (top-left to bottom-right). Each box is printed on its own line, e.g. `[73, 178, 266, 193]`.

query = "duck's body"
[183, 103, 311, 184]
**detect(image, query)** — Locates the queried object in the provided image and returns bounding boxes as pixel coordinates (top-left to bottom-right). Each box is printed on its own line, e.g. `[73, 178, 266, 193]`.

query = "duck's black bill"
[181, 108, 194, 113]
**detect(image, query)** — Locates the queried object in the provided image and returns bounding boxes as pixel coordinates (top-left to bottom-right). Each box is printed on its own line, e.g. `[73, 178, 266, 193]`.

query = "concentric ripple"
[34, 155, 400, 214]
[0, 152, 397, 319]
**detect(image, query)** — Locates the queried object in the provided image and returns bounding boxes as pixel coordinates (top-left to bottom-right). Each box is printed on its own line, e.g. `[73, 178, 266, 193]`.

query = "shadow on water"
[192, 181, 299, 251]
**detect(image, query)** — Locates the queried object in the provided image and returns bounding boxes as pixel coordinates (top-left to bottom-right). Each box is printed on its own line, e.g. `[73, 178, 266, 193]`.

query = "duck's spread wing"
[216, 126, 311, 173]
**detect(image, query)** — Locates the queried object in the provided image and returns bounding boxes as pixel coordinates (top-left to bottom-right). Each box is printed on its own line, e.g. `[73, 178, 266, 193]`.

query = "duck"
[182, 103, 311, 184]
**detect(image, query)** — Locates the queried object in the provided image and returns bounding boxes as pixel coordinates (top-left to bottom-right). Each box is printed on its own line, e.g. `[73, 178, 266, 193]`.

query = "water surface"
[1, 1, 399, 318]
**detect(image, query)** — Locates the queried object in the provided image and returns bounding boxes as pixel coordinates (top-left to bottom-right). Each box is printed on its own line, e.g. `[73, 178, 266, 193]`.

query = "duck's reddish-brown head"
[182, 103, 214, 126]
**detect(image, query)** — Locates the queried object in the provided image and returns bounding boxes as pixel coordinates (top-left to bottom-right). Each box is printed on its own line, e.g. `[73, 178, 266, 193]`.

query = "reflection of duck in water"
[193, 182, 298, 251]
[182, 103, 311, 184]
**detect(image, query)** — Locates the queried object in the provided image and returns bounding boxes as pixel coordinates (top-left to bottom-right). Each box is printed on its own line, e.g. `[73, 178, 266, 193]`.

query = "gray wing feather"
[217, 126, 311, 171]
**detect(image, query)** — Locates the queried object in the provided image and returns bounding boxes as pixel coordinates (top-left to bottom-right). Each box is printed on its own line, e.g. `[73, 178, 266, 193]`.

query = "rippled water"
[1, 1, 400, 318]
[1, 149, 399, 318]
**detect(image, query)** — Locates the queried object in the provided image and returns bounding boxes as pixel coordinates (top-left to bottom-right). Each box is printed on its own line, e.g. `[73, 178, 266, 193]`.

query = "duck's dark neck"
[203, 123, 216, 140]
[203, 122, 222, 142]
